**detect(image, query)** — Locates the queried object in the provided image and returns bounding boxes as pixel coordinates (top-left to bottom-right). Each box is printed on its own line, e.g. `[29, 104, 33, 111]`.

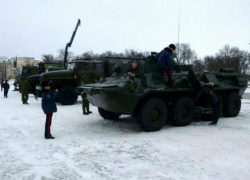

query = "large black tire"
[58, 86, 78, 105]
[136, 97, 167, 132]
[170, 96, 194, 126]
[222, 92, 241, 117]
[98, 108, 121, 120]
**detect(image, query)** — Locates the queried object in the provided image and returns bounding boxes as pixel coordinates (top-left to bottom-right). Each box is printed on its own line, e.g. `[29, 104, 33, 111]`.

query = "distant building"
[6, 57, 40, 79]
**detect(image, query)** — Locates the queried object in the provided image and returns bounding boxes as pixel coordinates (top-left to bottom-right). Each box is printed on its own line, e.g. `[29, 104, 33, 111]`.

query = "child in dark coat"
[41, 81, 58, 139]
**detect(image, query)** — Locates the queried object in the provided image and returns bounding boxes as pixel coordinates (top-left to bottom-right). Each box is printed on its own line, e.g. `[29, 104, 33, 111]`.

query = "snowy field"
[1, 80, 250, 180]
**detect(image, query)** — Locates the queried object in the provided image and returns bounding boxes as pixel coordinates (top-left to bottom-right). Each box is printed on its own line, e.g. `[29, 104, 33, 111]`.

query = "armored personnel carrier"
[78, 53, 248, 131]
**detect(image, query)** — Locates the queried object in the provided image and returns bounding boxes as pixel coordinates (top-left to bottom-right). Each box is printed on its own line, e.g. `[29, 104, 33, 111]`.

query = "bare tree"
[74, 49, 150, 59]
[42, 54, 55, 63]
[174, 43, 197, 65]
[57, 48, 74, 62]
[203, 45, 250, 74]
[75, 51, 98, 59]
[193, 60, 205, 73]
[124, 49, 150, 58]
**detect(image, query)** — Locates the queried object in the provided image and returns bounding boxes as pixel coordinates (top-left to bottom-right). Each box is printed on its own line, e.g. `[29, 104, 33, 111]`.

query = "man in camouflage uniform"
[19, 76, 30, 104]
[81, 77, 92, 115]
[127, 60, 143, 77]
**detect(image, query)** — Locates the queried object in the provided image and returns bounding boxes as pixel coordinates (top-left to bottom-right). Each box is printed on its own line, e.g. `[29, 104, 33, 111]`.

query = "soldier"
[81, 77, 92, 115]
[41, 81, 58, 139]
[3, 80, 10, 98]
[19, 76, 30, 104]
[1, 79, 3, 91]
[157, 44, 176, 88]
[127, 60, 143, 77]
[202, 82, 221, 125]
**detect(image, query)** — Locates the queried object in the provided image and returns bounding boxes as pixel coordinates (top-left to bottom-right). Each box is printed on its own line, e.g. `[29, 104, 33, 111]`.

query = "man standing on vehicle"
[19, 76, 30, 104]
[157, 44, 176, 88]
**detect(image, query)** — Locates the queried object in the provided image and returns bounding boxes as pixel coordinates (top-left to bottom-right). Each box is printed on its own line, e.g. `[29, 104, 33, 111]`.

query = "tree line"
[1, 44, 249, 76]
[42, 44, 250, 75]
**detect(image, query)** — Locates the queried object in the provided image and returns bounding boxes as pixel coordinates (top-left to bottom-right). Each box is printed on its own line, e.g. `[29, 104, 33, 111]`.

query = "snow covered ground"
[1, 80, 250, 180]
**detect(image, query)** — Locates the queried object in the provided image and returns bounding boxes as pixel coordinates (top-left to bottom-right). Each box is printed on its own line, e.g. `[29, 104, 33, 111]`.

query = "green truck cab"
[14, 62, 63, 91]
[14, 66, 39, 90]
[27, 66, 63, 96]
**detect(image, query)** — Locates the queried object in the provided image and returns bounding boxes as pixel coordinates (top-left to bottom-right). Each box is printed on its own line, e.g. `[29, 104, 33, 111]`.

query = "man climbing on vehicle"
[157, 44, 176, 88]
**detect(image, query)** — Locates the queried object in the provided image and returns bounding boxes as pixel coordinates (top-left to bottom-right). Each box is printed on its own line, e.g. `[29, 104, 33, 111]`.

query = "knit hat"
[169, 44, 176, 50]
[42, 81, 51, 88]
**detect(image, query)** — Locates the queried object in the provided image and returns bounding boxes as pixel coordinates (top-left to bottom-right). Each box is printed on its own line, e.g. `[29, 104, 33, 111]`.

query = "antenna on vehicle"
[178, 9, 180, 63]
[178, 9, 184, 72]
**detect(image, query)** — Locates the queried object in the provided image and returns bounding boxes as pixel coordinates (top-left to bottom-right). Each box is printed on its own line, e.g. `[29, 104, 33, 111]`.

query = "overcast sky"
[0, 0, 250, 60]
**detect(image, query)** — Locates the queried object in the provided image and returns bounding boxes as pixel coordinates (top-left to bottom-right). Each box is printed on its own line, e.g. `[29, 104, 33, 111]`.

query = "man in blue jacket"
[41, 81, 58, 139]
[158, 44, 176, 88]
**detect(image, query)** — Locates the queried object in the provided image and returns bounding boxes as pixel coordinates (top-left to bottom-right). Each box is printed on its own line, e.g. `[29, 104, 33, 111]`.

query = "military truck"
[14, 62, 63, 91]
[27, 66, 63, 96]
[78, 52, 248, 131]
[14, 65, 39, 90]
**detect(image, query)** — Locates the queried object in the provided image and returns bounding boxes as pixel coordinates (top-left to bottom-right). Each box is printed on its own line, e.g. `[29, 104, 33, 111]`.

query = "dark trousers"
[45, 113, 53, 138]
[4, 90, 8, 97]
[160, 67, 175, 87]
[211, 101, 220, 124]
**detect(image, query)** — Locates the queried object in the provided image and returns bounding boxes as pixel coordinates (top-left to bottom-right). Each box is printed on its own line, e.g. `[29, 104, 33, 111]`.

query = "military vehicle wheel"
[58, 86, 78, 105]
[170, 96, 194, 126]
[98, 107, 121, 120]
[222, 92, 241, 117]
[136, 97, 167, 132]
